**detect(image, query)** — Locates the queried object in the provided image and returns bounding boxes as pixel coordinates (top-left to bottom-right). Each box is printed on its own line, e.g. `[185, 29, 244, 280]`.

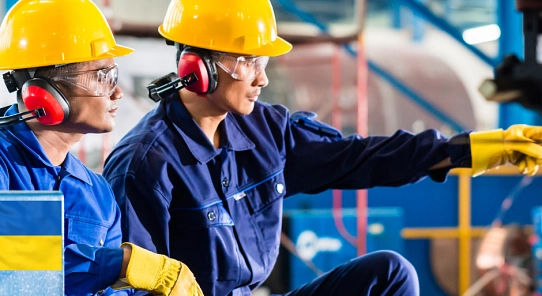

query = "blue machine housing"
[281, 174, 542, 295]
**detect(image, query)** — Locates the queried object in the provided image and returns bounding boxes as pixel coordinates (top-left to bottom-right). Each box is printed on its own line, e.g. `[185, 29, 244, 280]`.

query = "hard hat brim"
[101, 45, 135, 59]
[253, 37, 293, 57]
[0, 45, 134, 71]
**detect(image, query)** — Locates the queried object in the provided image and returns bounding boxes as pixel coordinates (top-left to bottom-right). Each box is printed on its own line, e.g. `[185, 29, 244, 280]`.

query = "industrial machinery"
[472, 1, 542, 294]
[479, 0, 542, 114]
[466, 225, 534, 296]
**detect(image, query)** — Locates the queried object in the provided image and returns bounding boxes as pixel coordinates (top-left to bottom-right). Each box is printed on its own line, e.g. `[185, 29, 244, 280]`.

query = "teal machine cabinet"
[281, 207, 403, 290]
[0, 191, 64, 295]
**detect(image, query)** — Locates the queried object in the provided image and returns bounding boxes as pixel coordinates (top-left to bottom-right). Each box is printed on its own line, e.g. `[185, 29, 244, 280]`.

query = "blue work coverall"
[0, 105, 132, 295]
[103, 92, 471, 296]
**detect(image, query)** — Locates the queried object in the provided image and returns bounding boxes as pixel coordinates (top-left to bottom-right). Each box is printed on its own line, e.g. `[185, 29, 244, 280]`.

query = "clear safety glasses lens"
[51, 64, 118, 97]
[212, 53, 269, 81]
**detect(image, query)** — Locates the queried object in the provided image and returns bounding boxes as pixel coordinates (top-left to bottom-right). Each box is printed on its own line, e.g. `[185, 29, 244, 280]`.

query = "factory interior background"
[2, 0, 542, 295]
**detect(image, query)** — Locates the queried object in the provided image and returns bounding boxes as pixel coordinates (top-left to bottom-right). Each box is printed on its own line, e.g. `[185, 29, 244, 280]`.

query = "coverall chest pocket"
[245, 172, 286, 214]
[170, 203, 241, 283]
[65, 218, 108, 247]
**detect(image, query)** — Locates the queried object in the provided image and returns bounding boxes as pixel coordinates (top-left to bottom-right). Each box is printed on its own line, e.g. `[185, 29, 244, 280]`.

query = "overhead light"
[463, 24, 501, 45]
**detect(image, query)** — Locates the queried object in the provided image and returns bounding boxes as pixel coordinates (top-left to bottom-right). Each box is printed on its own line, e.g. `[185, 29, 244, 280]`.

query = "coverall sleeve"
[107, 172, 171, 256]
[64, 245, 125, 295]
[281, 108, 471, 196]
[64, 205, 129, 295]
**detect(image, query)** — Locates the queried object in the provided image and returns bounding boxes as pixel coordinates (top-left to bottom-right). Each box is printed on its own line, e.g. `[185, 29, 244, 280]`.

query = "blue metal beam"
[273, 0, 329, 32]
[412, 0, 426, 43]
[343, 45, 465, 132]
[497, 0, 523, 61]
[5, 0, 17, 12]
[399, 0, 498, 67]
[272, 0, 466, 132]
[390, 0, 403, 29]
[369, 60, 465, 132]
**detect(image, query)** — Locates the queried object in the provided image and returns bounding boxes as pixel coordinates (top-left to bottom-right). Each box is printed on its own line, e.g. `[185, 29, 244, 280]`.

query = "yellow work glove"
[114, 243, 204, 296]
[470, 124, 542, 177]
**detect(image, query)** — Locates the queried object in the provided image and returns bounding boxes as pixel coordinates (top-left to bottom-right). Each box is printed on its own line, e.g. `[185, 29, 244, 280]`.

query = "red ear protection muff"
[21, 78, 70, 125]
[177, 47, 218, 95]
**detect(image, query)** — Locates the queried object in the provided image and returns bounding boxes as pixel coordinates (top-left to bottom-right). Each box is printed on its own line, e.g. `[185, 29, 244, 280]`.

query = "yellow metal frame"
[401, 166, 536, 295]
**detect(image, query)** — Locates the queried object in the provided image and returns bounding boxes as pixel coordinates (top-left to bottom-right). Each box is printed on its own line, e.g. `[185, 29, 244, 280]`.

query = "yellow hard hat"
[0, 0, 134, 70]
[159, 0, 292, 57]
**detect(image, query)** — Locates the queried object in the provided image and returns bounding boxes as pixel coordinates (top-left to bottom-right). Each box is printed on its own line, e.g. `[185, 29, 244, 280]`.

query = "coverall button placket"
[54, 167, 68, 191]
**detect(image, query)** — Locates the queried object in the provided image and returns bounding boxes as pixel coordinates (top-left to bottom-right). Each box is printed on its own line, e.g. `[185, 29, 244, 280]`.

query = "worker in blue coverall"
[0, 1, 203, 295]
[103, 0, 542, 295]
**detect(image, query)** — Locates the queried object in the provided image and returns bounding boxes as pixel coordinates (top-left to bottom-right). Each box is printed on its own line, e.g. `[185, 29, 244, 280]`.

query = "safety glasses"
[212, 52, 269, 81]
[49, 64, 119, 97]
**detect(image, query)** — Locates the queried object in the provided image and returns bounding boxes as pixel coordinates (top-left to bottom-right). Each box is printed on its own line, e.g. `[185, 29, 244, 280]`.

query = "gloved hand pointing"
[113, 243, 204, 295]
[470, 124, 542, 176]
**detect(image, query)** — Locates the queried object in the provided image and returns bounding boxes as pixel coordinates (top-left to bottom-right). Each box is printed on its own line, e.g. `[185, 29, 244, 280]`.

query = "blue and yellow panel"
[0, 191, 64, 295]
[283, 208, 404, 290]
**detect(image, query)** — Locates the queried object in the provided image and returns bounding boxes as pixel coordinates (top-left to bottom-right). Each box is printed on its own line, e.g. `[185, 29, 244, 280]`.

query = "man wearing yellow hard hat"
[0, 1, 202, 295]
[104, 0, 542, 295]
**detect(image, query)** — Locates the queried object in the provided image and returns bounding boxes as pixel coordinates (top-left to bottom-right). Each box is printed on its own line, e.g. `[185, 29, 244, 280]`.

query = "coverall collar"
[3, 104, 93, 185]
[165, 94, 255, 164]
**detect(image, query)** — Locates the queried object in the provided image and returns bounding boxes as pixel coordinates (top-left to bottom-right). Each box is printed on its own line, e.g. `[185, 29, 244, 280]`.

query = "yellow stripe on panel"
[0, 236, 62, 270]
[401, 227, 487, 239]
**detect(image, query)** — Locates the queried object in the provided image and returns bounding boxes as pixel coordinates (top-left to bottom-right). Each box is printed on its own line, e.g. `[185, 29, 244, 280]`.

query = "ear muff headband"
[21, 78, 70, 125]
[177, 47, 218, 94]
